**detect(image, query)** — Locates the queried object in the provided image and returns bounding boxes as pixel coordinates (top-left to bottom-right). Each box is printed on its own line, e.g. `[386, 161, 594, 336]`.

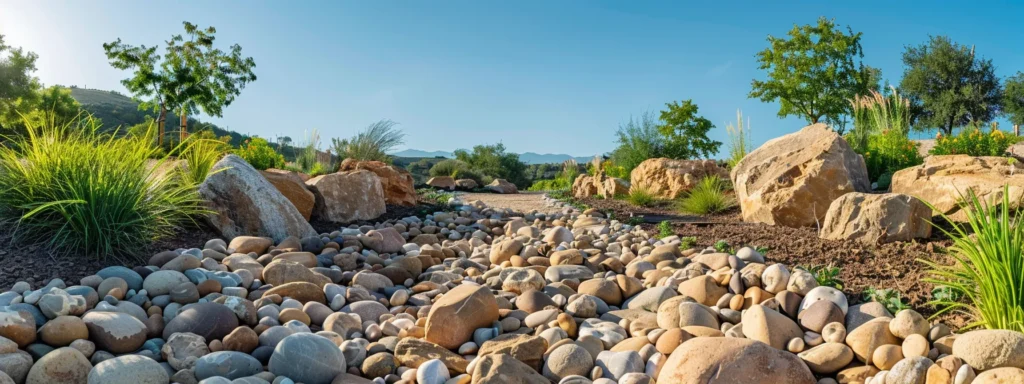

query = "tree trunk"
[158, 104, 167, 148]
[180, 111, 188, 143]
[1015, 124, 1020, 136]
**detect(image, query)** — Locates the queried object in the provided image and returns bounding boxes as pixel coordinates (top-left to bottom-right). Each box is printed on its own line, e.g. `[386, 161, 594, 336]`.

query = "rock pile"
[0, 199, 1017, 384]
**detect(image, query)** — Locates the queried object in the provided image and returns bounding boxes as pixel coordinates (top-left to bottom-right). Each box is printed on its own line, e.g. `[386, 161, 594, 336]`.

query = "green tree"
[749, 17, 878, 133]
[103, 21, 257, 146]
[657, 100, 721, 159]
[453, 143, 529, 187]
[0, 33, 41, 129]
[899, 36, 1002, 135]
[1005, 72, 1024, 128]
[20, 86, 85, 127]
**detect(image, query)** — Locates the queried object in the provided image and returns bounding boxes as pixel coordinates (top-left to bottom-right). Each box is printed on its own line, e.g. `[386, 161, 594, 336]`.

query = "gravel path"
[459, 191, 562, 214]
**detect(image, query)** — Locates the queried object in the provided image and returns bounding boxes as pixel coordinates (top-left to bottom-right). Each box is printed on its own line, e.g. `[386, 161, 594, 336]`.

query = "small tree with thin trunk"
[103, 22, 256, 146]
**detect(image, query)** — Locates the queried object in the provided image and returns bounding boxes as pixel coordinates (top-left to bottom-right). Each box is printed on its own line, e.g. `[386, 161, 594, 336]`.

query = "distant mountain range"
[391, 149, 595, 165]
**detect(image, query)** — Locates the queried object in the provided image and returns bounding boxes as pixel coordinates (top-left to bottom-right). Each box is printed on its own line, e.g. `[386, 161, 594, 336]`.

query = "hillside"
[69, 87, 249, 146]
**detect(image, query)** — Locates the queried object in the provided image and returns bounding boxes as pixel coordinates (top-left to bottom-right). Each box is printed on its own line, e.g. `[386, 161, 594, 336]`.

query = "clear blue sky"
[2, 1, 1022, 157]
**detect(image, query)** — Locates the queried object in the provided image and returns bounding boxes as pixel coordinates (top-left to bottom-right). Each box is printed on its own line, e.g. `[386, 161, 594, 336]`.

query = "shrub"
[862, 128, 923, 183]
[294, 129, 330, 175]
[626, 184, 657, 207]
[610, 111, 663, 175]
[847, 88, 922, 182]
[679, 236, 697, 249]
[713, 240, 732, 253]
[429, 159, 482, 183]
[527, 179, 569, 191]
[331, 119, 405, 163]
[930, 126, 1017, 157]
[863, 287, 911, 314]
[805, 264, 844, 290]
[657, 221, 673, 238]
[453, 143, 528, 187]
[921, 186, 1024, 332]
[417, 188, 454, 206]
[0, 117, 206, 259]
[236, 137, 285, 170]
[680, 175, 736, 215]
[725, 109, 751, 168]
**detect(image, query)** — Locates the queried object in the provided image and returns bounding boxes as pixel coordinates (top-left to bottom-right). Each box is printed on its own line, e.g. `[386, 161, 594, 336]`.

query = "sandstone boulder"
[630, 158, 729, 199]
[731, 124, 870, 227]
[339, 159, 417, 206]
[425, 284, 499, 350]
[260, 168, 316, 220]
[455, 179, 478, 190]
[427, 176, 456, 190]
[892, 155, 1024, 221]
[602, 177, 630, 198]
[819, 192, 932, 244]
[659, 337, 815, 384]
[486, 179, 518, 194]
[571, 174, 599, 198]
[307, 170, 386, 222]
[199, 155, 317, 242]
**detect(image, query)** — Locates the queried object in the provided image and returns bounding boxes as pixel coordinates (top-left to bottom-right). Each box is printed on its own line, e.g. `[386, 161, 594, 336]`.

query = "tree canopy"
[454, 143, 529, 187]
[899, 36, 1002, 135]
[103, 21, 256, 144]
[0, 35, 84, 133]
[657, 100, 721, 159]
[749, 17, 878, 133]
[1004, 72, 1024, 127]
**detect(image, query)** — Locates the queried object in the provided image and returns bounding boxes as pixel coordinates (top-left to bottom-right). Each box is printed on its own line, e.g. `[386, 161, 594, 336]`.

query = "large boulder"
[731, 124, 870, 227]
[426, 176, 456, 190]
[630, 158, 729, 199]
[486, 179, 518, 194]
[572, 174, 630, 199]
[260, 169, 316, 220]
[339, 159, 417, 206]
[819, 192, 932, 244]
[659, 338, 815, 384]
[306, 170, 386, 223]
[199, 155, 317, 242]
[424, 284, 499, 350]
[602, 177, 630, 198]
[572, 174, 600, 199]
[891, 155, 1024, 221]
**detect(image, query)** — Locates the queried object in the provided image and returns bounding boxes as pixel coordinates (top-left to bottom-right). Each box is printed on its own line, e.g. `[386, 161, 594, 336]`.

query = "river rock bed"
[0, 199, 1019, 384]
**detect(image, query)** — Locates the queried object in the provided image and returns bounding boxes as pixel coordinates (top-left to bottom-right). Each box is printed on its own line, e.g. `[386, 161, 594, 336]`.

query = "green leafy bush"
[417, 188, 454, 206]
[331, 119, 405, 163]
[861, 128, 923, 183]
[847, 89, 922, 182]
[657, 221, 673, 238]
[679, 236, 697, 249]
[236, 137, 285, 170]
[714, 240, 732, 253]
[627, 184, 657, 207]
[680, 175, 736, 214]
[921, 186, 1024, 332]
[527, 178, 569, 191]
[805, 264, 844, 290]
[863, 287, 911, 314]
[429, 159, 482, 184]
[930, 127, 1017, 157]
[454, 143, 528, 187]
[0, 117, 206, 259]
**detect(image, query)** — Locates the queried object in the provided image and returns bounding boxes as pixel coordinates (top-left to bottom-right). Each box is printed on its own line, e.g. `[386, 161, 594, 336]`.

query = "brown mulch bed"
[0, 200, 450, 291]
[578, 196, 968, 328]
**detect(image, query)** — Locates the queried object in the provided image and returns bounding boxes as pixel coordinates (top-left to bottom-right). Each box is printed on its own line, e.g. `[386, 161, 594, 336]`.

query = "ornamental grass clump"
[680, 175, 736, 215]
[920, 186, 1024, 332]
[0, 116, 207, 260]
